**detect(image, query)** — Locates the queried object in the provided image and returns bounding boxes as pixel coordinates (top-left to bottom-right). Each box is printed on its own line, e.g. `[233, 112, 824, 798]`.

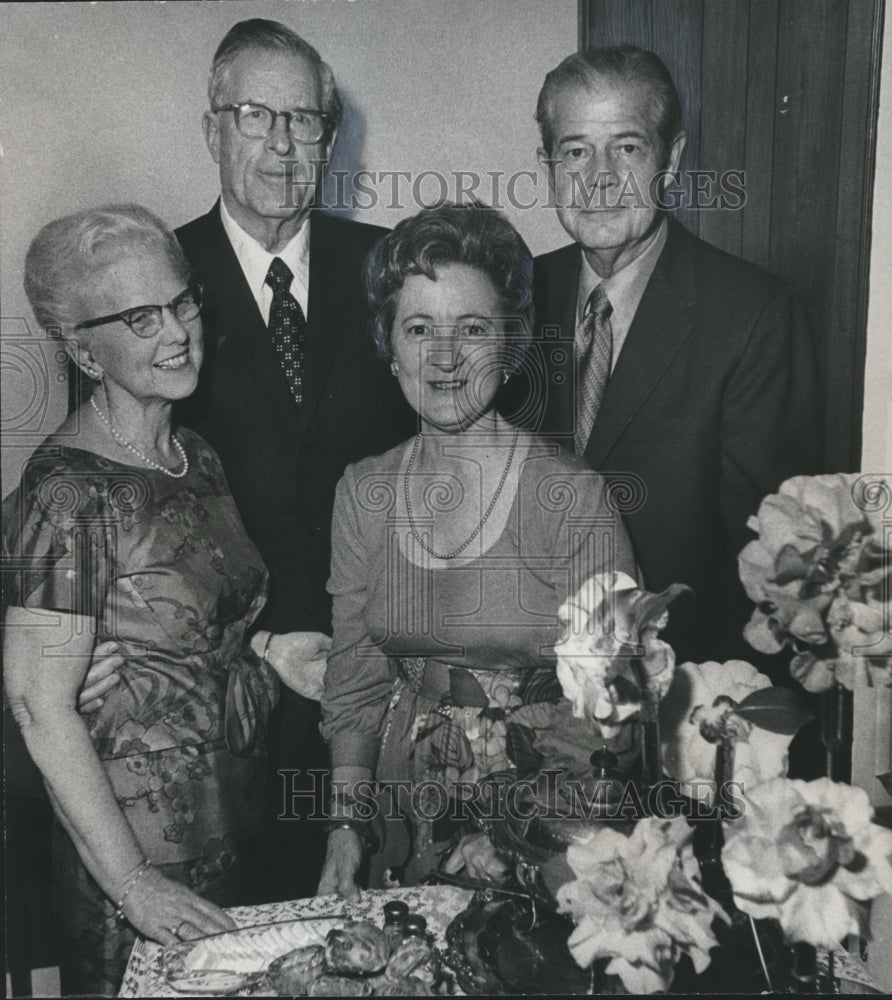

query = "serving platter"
[120, 886, 473, 998]
[161, 917, 346, 994]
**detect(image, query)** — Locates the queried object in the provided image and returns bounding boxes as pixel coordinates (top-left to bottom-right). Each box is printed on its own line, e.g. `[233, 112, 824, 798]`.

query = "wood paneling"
[741, 3, 780, 269]
[580, 0, 884, 472]
[699, 0, 749, 256]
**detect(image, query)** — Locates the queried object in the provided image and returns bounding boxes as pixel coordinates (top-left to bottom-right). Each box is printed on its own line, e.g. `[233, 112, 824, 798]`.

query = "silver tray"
[161, 917, 345, 995]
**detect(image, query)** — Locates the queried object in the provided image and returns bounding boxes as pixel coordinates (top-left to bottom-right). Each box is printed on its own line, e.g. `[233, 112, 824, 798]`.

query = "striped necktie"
[265, 256, 306, 407]
[574, 284, 613, 454]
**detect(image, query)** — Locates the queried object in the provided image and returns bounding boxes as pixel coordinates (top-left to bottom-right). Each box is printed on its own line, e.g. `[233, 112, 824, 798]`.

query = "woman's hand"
[122, 866, 237, 946]
[255, 631, 332, 701]
[78, 640, 124, 713]
[443, 832, 509, 883]
[316, 827, 363, 901]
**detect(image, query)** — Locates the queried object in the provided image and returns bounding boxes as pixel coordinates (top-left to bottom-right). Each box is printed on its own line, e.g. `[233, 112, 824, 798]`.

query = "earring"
[502, 369, 511, 385]
[391, 362, 400, 377]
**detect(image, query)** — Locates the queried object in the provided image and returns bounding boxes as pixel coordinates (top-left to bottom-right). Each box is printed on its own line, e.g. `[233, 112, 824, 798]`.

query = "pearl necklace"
[404, 427, 520, 560]
[90, 395, 189, 478]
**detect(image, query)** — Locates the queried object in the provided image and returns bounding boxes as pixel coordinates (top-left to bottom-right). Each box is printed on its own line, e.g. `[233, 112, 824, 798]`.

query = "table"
[118, 885, 472, 997]
[118, 883, 882, 996]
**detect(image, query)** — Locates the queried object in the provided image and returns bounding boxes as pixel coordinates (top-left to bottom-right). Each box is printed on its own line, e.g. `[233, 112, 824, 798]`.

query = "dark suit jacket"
[176, 205, 415, 635]
[504, 220, 822, 664]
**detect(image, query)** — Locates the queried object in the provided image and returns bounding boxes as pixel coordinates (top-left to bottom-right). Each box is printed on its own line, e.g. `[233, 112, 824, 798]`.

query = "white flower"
[722, 777, 892, 949]
[739, 474, 892, 692]
[556, 817, 726, 993]
[660, 660, 793, 806]
[555, 573, 685, 737]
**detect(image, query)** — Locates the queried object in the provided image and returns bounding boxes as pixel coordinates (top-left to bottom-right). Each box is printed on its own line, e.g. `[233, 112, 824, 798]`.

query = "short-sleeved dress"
[2, 428, 276, 996]
[321, 438, 636, 886]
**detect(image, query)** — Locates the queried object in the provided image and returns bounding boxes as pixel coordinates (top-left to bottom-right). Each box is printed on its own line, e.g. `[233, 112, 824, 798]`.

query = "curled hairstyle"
[365, 203, 534, 374]
[24, 204, 191, 337]
[208, 18, 342, 130]
[537, 46, 683, 160]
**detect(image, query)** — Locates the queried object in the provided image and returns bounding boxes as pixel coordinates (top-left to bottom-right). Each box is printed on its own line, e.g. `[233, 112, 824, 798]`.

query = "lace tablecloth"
[118, 885, 472, 997]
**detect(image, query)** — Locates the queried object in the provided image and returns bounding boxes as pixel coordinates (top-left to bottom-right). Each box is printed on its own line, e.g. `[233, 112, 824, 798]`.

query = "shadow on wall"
[321, 87, 369, 220]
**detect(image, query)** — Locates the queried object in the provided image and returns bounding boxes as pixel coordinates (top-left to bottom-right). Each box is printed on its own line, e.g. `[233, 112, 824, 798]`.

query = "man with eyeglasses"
[174, 19, 414, 902]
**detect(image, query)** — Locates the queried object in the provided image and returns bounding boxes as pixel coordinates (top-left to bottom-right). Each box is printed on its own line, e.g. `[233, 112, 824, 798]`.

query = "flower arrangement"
[738, 474, 892, 691]
[555, 817, 728, 993]
[483, 475, 892, 993]
[721, 777, 892, 950]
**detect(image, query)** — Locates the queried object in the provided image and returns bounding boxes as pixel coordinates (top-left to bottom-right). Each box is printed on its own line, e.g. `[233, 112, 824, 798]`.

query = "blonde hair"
[24, 204, 190, 337]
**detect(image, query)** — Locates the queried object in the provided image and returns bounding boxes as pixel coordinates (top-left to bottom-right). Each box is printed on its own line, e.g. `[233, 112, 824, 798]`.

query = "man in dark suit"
[176, 19, 414, 900]
[504, 47, 822, 670]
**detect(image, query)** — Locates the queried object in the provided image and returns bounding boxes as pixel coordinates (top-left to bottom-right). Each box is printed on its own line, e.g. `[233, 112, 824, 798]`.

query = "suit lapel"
[298, 212, 347, 442]
[536, 245, 581, 437]
[199, 204, 302, 429]
[584, 223, 697, 468]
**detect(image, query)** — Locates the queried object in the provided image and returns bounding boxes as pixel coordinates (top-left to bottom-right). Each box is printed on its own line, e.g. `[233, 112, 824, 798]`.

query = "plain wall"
[0, 0, 576, 496]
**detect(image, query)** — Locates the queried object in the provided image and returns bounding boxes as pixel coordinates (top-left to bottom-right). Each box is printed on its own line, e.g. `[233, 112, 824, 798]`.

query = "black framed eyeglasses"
[214, 102, 331, 144]
[74, 284, 203, 339]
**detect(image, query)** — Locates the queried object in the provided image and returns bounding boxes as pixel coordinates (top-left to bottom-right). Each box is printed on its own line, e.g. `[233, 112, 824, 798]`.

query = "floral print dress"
[3, 429, 275, 996]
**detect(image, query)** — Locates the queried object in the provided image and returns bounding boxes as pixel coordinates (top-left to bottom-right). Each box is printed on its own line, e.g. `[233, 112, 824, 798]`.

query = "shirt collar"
[219, 198, 311, 310]
[576, 216, 668, 333]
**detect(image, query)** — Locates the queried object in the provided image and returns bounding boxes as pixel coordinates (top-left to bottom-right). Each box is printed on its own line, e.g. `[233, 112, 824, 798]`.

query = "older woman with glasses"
[2, 204, 304, 995]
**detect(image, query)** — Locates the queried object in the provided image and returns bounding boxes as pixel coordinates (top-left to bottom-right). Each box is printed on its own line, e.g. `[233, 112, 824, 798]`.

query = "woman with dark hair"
[318, 204, 636, 899]
[3, 204, 324, 995]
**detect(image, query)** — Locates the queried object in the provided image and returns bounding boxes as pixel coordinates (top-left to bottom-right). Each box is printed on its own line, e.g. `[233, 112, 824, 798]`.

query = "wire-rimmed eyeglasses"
[213, 102, 331, 144]
[74, 284, 203, 339]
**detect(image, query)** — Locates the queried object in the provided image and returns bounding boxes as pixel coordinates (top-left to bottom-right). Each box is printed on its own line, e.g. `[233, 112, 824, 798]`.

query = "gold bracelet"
[113, 858, 152, 922]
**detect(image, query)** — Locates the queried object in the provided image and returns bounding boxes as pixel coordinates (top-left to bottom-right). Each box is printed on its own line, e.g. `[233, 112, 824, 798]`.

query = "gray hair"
[365, 203, 534, 375]
[208, 18, 342, 130]
[537, 46, 683, 161]
[24, 204, 191, 337]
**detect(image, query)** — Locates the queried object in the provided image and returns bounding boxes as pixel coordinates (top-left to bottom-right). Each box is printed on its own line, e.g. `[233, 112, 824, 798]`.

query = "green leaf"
[506, 723, 545, 777]
[733, 686, 815, 734]
[518, 667, 563, 706]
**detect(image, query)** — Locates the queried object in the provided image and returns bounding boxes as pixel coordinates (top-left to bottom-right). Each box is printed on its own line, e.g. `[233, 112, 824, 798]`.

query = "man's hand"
[78, 640, 124, 713]
[254, 631, 332, 701]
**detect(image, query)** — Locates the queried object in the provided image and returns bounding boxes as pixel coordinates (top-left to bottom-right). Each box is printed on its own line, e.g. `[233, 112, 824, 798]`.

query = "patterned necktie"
[574, 284, 614, 454]
[265, 257, 306, 407]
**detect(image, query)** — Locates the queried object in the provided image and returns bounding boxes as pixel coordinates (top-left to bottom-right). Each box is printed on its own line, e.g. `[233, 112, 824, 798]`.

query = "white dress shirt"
[219, 199, 311, 322]
[576, 217, 668, 372]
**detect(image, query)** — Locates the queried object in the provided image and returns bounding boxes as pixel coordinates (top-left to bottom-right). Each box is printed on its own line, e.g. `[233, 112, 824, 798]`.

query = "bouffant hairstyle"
[24, 203, 191, 337]
[365, 203, 534, 374]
